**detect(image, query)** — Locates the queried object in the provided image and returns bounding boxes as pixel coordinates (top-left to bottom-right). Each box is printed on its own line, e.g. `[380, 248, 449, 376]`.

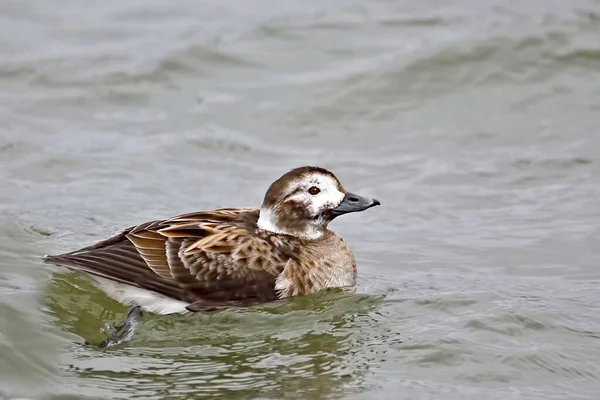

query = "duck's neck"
[257, 208, 324, 240]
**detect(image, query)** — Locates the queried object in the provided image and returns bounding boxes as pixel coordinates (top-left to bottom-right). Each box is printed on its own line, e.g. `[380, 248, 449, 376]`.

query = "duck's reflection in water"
[46, 274, 384, 399]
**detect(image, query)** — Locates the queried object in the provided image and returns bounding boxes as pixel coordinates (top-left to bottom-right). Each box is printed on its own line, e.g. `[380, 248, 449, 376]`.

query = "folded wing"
[44, 209, 290, 310]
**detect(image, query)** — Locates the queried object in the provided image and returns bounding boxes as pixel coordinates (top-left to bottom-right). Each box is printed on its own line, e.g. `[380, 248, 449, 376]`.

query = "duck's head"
[257, 166, 380, 240]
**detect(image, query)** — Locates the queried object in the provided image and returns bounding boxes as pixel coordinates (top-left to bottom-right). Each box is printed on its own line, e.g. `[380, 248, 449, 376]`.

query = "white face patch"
[288, 174, 345, 217]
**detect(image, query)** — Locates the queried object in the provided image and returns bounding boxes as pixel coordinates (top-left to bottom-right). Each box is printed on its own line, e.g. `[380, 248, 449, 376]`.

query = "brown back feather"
[44, 208, 296, 309]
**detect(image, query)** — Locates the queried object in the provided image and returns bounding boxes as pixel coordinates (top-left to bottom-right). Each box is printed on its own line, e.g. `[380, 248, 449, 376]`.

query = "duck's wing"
[44, 208, 293, 310]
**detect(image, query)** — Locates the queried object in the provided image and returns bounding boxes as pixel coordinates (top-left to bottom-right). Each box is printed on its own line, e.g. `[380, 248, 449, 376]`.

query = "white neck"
[257, 209, 283, 234]
[257, 208, 323, 240]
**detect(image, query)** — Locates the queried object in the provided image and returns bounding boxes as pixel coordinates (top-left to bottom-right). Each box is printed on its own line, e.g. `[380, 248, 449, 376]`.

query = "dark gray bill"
[331, 192, 380, 216]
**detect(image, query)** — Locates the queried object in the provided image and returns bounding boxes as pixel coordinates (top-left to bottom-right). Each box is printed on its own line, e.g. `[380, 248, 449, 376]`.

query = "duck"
[45, 166, 380, 345]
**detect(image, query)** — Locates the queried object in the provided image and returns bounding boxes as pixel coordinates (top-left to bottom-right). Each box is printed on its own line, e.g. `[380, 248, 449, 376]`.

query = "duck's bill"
[331, 192, 381, 216]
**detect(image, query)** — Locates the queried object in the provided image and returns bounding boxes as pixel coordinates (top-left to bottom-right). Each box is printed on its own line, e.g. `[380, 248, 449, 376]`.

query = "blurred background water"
[1, 0, 600, 399]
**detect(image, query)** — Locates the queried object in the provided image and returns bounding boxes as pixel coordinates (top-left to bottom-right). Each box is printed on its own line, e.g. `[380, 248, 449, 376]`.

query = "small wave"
[465, 312, 552, 337]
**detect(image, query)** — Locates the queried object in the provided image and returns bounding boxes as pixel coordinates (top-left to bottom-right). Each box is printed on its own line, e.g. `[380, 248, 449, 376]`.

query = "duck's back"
[44, 208, 292, 311]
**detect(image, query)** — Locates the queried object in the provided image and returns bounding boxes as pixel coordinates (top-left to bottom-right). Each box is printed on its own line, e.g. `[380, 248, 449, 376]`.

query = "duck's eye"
[308, 186, 320, 195]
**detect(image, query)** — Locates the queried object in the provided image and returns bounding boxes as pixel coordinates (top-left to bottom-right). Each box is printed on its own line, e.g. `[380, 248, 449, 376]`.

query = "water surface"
[1, 0, 600, 398]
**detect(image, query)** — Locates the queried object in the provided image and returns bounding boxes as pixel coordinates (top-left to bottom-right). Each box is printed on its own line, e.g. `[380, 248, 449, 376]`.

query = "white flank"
[274, 273, 290, 298]
[93, 277, 190, 315]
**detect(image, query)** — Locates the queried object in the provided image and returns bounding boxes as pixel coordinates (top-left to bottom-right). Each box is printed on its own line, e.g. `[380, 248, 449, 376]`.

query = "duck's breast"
[275, 231, 356, 298]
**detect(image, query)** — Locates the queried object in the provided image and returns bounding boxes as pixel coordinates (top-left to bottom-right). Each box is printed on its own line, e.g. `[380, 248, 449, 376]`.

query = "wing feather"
[126, 230, 172, 280]
[45, 208, 292, 310]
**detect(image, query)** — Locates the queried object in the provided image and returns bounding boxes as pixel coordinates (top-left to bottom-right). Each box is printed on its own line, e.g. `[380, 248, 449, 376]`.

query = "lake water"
[1, 0, 600, 399]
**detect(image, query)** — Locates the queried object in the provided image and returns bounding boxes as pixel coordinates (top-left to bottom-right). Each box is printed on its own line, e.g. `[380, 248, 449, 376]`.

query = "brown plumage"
[45, 166, 380, 313]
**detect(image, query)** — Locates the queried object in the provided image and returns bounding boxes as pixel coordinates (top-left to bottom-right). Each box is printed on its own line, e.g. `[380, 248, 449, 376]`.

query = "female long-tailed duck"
[45, 166, 379, 346]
